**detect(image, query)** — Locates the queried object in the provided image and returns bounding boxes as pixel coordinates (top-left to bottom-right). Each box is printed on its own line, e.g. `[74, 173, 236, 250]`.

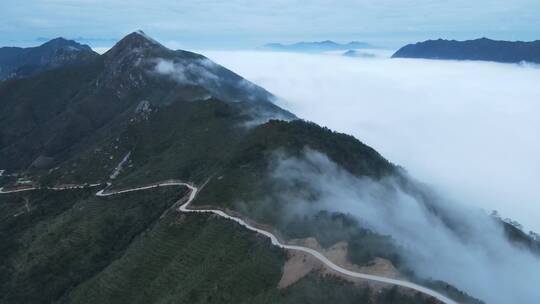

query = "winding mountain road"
[2, 180, 458, 304]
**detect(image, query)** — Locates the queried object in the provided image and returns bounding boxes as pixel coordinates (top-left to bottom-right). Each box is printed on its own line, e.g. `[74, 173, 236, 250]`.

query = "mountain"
[343, 49, 376, 58]
[392, 38, 540, 63]
[264, 40, 373, 52]
[0, 31, 524, 304]
[0, 31, 292, 172]
[0, 38, 99, 80]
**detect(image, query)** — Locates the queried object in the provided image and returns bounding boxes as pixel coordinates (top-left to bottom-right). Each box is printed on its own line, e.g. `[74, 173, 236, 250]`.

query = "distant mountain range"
[342, 49, 376, 58]
[0, 38, 98, 80]
[264, 40, 373, 52]
[392, 38, 540, 63]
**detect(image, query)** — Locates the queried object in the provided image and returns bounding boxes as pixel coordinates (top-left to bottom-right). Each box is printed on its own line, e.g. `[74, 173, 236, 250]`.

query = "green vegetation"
[193, 119, 395, 212]
[501, 219, 540, 255]
[180, 115, 402, 267]
[281, 211, 402, 267]
[0, 175, 14, 187]
[422, 280, 484, 304]
[48, 94, 405, 269]
[274, 276, 440, 304]
[1, 94, 477, 304]
[113, 98, 249, 187]
[0, 32, 290, 174]
[0, 187, 185, 303]
[0, 58, 106, 171]
[64, 214, 284, 304]
[0, 187, 440, 304]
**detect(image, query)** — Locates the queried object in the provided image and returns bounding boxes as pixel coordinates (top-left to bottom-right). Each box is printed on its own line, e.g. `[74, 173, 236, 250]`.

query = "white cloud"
[202, 50, 540, 233]
[91, 46, 111, 54]
[154, 59, 175, 74]
[269, 149, 540, 304]
[153, 58, 218, 85]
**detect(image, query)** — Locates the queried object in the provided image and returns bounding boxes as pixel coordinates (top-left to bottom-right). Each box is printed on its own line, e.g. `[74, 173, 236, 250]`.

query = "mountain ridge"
[264, 40, 373, 52]
[0, 37, 98, 80]
[0, 31, 293, 172]
[392, 37, 540, 63]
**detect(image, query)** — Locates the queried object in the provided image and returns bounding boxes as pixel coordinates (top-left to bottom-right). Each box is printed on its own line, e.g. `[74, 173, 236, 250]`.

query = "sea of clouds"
[202, 50, 540, 234]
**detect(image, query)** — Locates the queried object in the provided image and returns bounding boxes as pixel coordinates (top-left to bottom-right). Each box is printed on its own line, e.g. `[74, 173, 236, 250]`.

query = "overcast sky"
[1, 0, 539, 49]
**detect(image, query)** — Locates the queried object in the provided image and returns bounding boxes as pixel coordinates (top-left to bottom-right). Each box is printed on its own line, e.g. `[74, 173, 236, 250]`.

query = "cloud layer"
[203, 51, 540, 234]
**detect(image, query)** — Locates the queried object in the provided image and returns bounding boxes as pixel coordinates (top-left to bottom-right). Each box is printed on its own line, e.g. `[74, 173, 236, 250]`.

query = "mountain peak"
[134, 30, 152, 39]
[132, 30, 160, 44]
[0, 37, 97, 80]
[105, 30, 170, 59]
[44, 37, 70, 44]
[120, 31, 163, 48]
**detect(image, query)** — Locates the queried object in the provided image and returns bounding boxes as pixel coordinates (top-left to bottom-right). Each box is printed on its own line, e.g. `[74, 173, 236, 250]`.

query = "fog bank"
[271, 149, 540, 304]
[203, 50, 540, 232]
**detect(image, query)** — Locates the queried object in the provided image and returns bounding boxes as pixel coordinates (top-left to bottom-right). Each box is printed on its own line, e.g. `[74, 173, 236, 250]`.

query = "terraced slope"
[66, 213, 441, 304]
[0, 187, 185, 303]
[0, 186, 440, 304]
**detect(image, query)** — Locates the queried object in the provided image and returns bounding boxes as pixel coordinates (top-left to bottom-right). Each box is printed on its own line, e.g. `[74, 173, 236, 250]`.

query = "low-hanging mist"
[269, 149, 540, 304]
[202, 50, 540, 233]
